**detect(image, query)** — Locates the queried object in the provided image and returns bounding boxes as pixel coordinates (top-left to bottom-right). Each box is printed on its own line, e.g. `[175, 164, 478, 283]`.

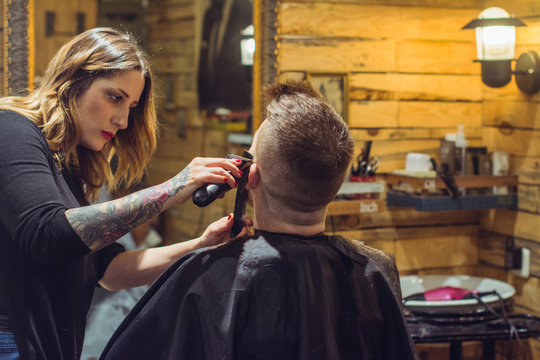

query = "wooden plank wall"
[33, 0, 97, 78]
[274, 0, 539, 358]
[479, 1, 540, 357]
[276, 1, 487, 272]
[277, 1, 483, 172]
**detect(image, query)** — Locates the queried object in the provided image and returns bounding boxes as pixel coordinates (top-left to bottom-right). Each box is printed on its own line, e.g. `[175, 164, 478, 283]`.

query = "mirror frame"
[2, 0, 33, 95]
[253, 0, 278, 130]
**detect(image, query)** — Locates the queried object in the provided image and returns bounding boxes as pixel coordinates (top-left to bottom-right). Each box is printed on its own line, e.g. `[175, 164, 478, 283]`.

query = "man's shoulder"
[332, 235, 403, 300]
[346, 238, 395, 265]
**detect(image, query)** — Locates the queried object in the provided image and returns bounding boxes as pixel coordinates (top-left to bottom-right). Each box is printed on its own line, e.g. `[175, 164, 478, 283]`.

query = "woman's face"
[76, 70, 145, 151]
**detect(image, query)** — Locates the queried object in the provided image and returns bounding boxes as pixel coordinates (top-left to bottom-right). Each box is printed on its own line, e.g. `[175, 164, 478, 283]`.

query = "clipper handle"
[192, 183, 232, 207]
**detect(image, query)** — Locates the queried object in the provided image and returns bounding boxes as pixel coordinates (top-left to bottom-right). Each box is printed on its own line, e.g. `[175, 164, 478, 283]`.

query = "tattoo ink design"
[66, 166, 191, 251]
[170, 166, 189, 196]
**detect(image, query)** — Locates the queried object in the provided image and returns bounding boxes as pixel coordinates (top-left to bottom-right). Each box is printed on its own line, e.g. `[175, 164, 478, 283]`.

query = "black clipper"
[192, 153, 252, 207]
[231, 151, 253, 237]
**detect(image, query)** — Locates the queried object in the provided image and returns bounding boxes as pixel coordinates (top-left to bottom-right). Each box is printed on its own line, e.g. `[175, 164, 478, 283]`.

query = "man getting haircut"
[100, 80, 417, 360]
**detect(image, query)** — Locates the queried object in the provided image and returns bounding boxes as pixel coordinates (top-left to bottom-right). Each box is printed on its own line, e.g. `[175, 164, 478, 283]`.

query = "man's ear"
[246, 163, 259, 190]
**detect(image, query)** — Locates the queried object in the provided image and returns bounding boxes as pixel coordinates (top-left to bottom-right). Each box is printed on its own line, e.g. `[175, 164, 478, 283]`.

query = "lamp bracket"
[514, 51, 540, 94]
[473, 59, 516, 63]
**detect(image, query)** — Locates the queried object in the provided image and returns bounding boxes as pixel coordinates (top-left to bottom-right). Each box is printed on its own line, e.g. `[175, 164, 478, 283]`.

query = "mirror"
[196, 0, 280, 133]
[196, 0, 254, 140]
[198, 0, 253, 114]
[252, 0, 278, 130]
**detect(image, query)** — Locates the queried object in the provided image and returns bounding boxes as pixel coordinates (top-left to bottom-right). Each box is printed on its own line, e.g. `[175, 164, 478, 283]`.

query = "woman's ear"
[246, 163, 259, 190]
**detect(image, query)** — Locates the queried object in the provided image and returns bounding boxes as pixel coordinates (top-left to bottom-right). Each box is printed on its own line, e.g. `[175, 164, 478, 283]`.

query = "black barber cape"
[101, 231, 417, 360]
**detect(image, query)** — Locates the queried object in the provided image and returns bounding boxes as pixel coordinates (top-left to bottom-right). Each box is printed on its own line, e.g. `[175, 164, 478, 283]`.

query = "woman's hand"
[169, 157, 243, 205]
[198, 214, 253, 248]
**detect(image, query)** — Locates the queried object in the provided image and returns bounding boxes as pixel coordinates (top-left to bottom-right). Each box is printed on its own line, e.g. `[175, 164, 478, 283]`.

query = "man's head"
[249, 80, 354, 213]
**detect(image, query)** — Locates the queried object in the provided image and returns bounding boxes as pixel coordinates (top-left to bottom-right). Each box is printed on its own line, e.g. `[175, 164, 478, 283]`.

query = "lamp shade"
[476, 8, 515, 60]
[462, 7, 526, 61]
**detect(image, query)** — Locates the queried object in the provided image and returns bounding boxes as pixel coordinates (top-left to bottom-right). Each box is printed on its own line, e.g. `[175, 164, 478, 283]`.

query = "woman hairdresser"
[0, 27, 244, 360]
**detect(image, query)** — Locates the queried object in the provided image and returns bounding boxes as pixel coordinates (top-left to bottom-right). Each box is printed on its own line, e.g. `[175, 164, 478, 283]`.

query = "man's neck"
[254, 221, 325, 237]
[252, 195, 327, 237]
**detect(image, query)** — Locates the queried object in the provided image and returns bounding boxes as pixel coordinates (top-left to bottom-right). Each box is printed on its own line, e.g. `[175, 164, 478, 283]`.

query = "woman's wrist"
[191, 236, 206, 250]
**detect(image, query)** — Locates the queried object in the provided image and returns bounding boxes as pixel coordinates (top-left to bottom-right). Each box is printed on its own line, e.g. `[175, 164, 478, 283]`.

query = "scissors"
[352, 141, 379, 177]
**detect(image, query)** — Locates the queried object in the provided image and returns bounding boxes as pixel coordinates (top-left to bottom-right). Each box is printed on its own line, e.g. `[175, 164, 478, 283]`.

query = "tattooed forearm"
[66, 167, 191, 251]
[170, 166, 189, 196]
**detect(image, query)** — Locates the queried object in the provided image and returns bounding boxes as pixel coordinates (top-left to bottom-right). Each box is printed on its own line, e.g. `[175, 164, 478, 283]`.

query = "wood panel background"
[480, 1, 540, 358]
[274, 1, 540, 358]
[278, 2, 482, 173]
[33, 0, 98, 78]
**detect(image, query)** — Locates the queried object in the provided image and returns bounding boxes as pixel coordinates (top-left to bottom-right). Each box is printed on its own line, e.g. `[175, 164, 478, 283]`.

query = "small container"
[405, 153, 431, 173]
[349, 175, 378, 199]
[454, 125, 468, 175]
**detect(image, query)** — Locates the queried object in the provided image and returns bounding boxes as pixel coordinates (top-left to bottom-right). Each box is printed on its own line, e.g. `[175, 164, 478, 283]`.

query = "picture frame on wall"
[307, 73, 348, 124]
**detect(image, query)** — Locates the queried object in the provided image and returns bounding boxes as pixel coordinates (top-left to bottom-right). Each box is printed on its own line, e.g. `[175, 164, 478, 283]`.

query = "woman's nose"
[114, 108, 130, 129]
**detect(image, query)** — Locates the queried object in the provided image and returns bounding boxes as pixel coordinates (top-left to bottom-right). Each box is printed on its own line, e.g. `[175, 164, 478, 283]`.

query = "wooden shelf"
[383, 173, 518, 211]
[385, 173, 518, 191]
[386, 191, 517, 212]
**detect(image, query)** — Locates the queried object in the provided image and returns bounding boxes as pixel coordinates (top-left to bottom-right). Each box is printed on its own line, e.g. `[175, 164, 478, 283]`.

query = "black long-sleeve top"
[0, 111, 124, 360]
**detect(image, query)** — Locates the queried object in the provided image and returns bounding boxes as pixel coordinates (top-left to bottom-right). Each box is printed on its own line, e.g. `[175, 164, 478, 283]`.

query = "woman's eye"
[109, 93, 121, 102]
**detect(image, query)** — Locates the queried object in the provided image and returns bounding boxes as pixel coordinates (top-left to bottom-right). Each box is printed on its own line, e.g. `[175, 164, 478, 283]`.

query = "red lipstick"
[101, 131, 115, 140]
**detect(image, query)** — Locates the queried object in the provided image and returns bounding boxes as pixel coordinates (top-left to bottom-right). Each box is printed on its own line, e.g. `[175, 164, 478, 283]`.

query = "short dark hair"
[256, 80, 354, 211]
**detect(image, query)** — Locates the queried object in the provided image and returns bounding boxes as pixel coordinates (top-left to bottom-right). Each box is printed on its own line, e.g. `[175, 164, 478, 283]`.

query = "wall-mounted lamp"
[462, 7, 540, 94]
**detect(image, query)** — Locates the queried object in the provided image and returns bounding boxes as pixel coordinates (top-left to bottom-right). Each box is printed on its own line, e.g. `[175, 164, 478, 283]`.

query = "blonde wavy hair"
[0, 27, 157, 201]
